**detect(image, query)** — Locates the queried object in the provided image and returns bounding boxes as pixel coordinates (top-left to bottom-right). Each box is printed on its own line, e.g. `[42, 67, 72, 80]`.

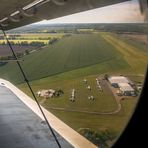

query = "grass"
[20, 75, 118, 112]
[46, 99, 138, 134]
[114, 34, 148, 54]
[17, 33, 65, 38]
[19, 75, 138, 137]
[0, 33, 129, 84]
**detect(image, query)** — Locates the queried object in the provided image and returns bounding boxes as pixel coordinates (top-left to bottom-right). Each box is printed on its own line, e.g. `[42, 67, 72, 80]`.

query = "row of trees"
[0, 38, 59, 46]
[0, 41, 46, 46]
[79, 128, 117, 148]
[0, 37, 52, 40]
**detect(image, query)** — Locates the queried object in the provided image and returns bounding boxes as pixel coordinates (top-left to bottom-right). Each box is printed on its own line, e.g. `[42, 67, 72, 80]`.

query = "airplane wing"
[0, 0, 129, 30]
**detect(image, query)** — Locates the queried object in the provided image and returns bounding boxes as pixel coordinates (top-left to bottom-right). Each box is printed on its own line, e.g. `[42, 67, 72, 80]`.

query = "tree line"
[0, 38, 59, 46]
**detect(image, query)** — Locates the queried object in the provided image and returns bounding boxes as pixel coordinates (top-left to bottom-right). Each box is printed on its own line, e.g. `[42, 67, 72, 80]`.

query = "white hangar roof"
[118, 83, 134, 92]
[108, 76, 129, 84]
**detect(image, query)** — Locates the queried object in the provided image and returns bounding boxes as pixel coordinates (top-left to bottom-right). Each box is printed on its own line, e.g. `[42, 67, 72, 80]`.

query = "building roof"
[108, 76, 129, 84]
[118, 83, 134, 92]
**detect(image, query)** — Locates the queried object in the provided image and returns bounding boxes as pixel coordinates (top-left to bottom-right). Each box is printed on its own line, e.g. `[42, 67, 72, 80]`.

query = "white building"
[118, 83, 135, 96]
[108, 76, 136, 96]
[108, 76, 129, 87]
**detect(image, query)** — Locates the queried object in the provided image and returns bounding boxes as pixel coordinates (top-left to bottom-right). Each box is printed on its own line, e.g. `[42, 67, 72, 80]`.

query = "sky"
[36, 0, 144, 24]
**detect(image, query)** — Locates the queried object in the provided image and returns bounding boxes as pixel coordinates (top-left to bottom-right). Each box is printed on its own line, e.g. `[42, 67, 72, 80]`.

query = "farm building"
[37, 89, 55, 98]
[108, 76, 129, 87]
[108, 76, 136, 96]
[118, 83, 135, 96]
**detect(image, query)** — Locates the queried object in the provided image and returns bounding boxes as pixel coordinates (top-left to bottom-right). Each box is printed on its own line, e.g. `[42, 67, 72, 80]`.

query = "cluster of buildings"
[37, 89, 56, 98]
[37, 89, 64, 99]
[108, 76, 136, 96]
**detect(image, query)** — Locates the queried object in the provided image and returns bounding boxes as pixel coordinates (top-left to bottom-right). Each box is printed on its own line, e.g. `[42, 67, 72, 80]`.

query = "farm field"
[1, 32, 147, 84]
[14, 33, 65, 38]
[0, 33, 116, 83]
[0, 33, 65, 38]
[1, 31, 147, 147]
[115, 34, 148, 54]
[101, 33, 148, 74]
[0, 45, 37, 56]
[0, 33, 65, 56]
[121, 34, 148, 45]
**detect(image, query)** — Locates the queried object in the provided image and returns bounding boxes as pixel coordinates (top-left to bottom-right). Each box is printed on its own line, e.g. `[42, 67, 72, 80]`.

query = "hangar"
[118, 83, 135, 96]
[108, 76, 136, 96]
[108, 76, 130, 88]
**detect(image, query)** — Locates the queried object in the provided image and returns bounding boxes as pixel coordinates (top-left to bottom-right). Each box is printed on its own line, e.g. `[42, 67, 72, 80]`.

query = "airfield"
[0, 29, 147, 147]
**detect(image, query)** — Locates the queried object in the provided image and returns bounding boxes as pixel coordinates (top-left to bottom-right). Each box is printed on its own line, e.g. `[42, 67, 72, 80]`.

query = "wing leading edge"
[0, 0, 129, 30]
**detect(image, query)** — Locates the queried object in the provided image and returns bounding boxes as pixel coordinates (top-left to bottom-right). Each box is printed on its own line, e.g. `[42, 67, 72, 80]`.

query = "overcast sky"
[36, 0, 144, 24]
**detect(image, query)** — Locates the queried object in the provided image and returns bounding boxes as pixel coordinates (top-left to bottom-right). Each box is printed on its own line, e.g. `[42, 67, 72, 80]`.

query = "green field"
[0, 31, 147, 147]
[0, 33, 147, 83]
[18, 71, 139, 146]
[101, 33, 147, 74]
[1, 32, 147, 84]
[16, 33, 65, 38]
